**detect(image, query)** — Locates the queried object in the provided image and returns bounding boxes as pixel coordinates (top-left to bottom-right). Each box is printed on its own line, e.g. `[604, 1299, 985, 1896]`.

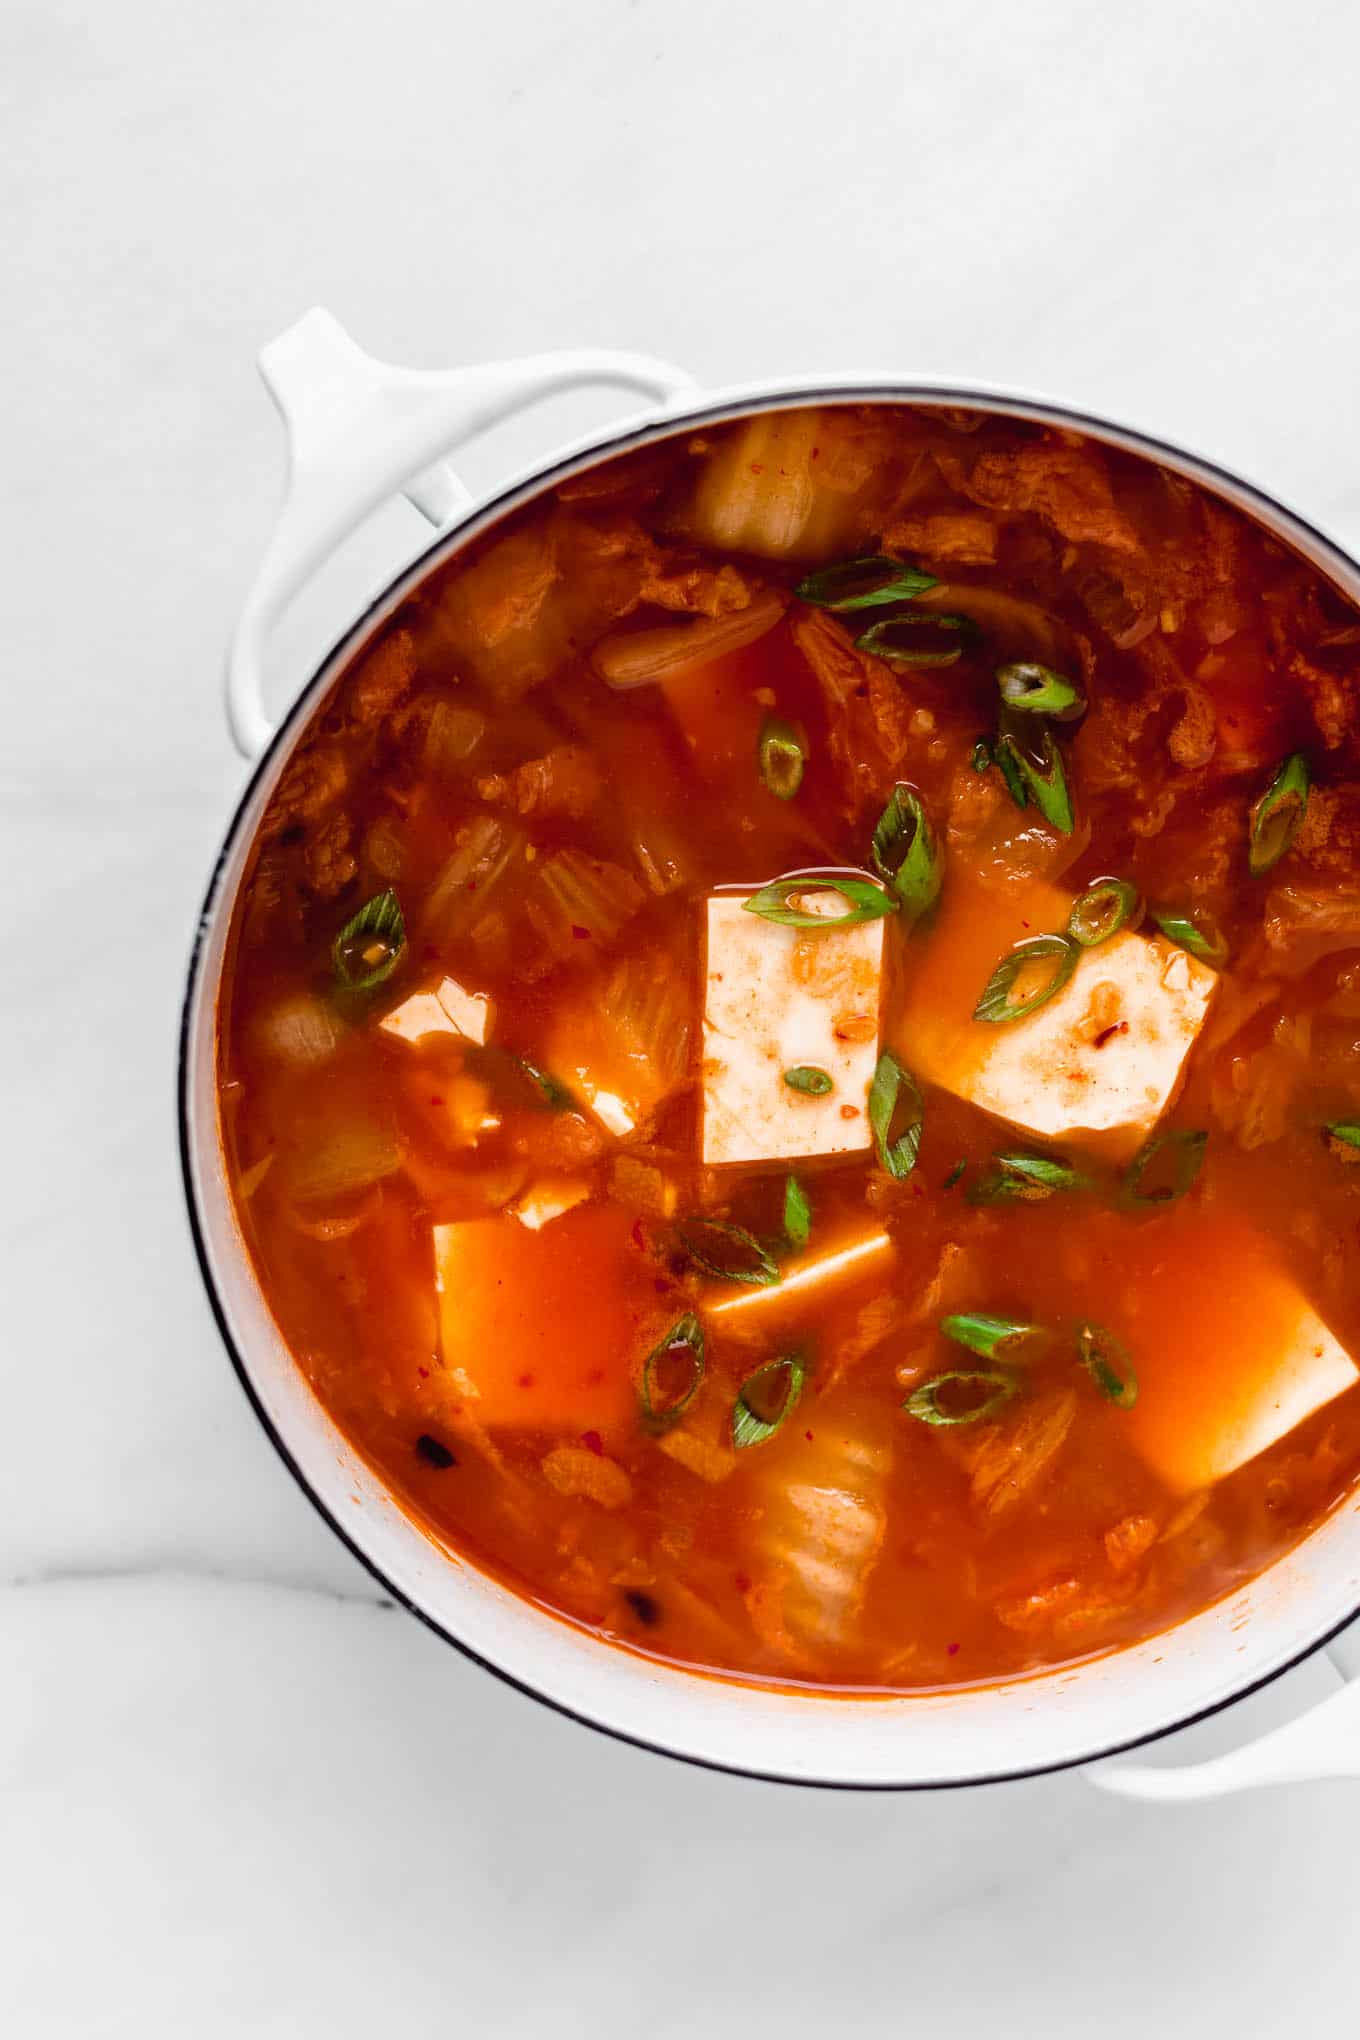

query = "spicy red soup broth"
[219, 404, 1360, 1692]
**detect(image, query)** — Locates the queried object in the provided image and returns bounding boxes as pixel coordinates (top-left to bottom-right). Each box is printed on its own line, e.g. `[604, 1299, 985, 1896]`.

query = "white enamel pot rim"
[182, 308, 1360, 1797]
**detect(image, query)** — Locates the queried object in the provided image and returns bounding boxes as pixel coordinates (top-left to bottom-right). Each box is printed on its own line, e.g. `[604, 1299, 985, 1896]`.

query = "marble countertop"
[7, 0, 1360, 2030]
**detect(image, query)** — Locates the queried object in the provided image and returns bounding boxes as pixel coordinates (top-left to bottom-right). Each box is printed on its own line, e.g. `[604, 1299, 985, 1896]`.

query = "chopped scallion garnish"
[1249, 753, 1310, 877]
[513, 1056, 575, 1110]
[639, 1313, 705, 1433]
[1323, 1123, 1360, 1160]
[1068, 877, 1140, 948]
[940, 1312, 1044, 1362]
[675, 1218, 780, 1288]
[794, 555, 938, 612]
[1150, 906, 1229, 967]
[855, 613, 977, 667]
[970, 737, 993, 774]
[902, 1369, 1020, 1427]
[783, 1174, 811, 1246]
[868, 1050, 924, 1179]
[1076, 1322, 1138, 1408]
[969, 1151, 1091, 1204]
[1122, 1128, 1208, 1207]
[973, 933, 1079, 1025]
[784, 1065, 833, 1096]
[731, 1352, 807, 1449]
[332, 889, 406, 991]
[871, 784, 943, 920]
[995, 729, 1074, 833]
[757, 715, 808, 800]
[943, 1158, 967, 1189]
[742, 874, 898, 928]
[995, 661, 1085, 720]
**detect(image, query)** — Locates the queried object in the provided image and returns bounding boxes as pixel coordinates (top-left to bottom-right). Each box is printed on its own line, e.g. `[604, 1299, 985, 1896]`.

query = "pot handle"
[225, 306, 696, 758]
[1085, 1623, 1360, 1799]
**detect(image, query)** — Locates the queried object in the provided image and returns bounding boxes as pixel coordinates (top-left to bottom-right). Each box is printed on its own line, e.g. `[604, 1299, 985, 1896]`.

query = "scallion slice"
[973, 933, 1079, 1024]
[757, 715, 808, 800]
[784, 1065, 833, 1096]
[995, 729, 1074, 833]
[1068, 877, 1140, 948]
[742, 874, 898, 928]
[969, 1151, 1091, 1204]
[675, 1218, 780, 1288]
[639, 1313, 705, 1433]
[996, 661, 1085, 721]
[1122, 1128, 1208, 1207]
[513, 1056, 575, 1110]
[1249, 753, 1310, 877]
[871, 784, 943, 920]
[1150, 905, 1229, 967]
[943, 1158, 967, 1189]
[970, 737, 993, 774]
[332, 889, 406, 990]
[995, 735, 1028, 809]
[794, 555, 938, 612]
[731, 1352, 808, 1449]
[1323, 1123, 1360, 1160]
[902, 1369, 1020, 1427]
[855, 613, 977, 667]
[940, 1312, 1044, 1362]
[1076, 1322, 1138, 1408]
[783, 1174, 811, 1246]
[868, 1050, 924, 1179]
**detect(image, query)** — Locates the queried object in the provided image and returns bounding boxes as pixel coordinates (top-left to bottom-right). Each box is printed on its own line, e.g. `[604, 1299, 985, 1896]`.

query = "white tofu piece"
[898, 875, 1217, 1160]
[509, 1174, 592, 1232]
[1120, 1214, 1359, 1492]
[702, 887, 885, 1166]
[379, 975, 493, 1048]
[705, 1222, 895, 1333]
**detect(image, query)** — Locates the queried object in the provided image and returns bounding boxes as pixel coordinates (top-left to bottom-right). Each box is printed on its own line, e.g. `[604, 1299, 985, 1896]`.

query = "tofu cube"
[1120, 1213, 1358, 1492]
[432, 1205, 645, 1432]
[705, 1220, 896, 1334]
[380, 975, 493, 1047]
[702, 888, 885, 1166]
[897, 874, 1217, 1160]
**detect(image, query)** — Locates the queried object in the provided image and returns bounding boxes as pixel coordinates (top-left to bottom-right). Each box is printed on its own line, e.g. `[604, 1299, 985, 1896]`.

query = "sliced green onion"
[742, 874, 898, 928]
[1076, 1323, 1138, 1409]
[970, 738, 993, 774]
[1249, 753, 1310, 877]
[1122, 1129, 1208, 1207]
[513, 1056, 575, 1110]
[995, 735, 1029, 809]
[794, 555, 938, 612]
[871, 785, 943, 920]
[1323, 1123, 1360, 1160]
[969, 1151, 1092, 1204]
[941, 1311, 1044, 1362]
[731, 1353, 808, 1449]
[783, 1174, 811, 1246]
[1068, 878, 1140, 948]
[902, 1369, 1020, 1427]
[995, 730, 1074, 833]
[943, 1159, 967, 1190]
[868, 1050, 924, 1179]
[757, 715, 808, 800]
[1150, 906, 1229, 967]
[639, 1313, 705, 1433]
[332, 889, 406, 990]
[783, 1065, 833, 1096]
[973, 933, 1079, 1024]
[855, 613, 977, 667]
[996, 662, 1085, 720]
[675, 1218, 780, 1288]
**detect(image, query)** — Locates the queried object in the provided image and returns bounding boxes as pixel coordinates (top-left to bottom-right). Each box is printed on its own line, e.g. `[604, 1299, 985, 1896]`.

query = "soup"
[219, 404, 1360, 1692]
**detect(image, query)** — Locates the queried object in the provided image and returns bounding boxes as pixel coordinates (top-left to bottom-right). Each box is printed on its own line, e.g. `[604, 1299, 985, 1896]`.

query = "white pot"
[181, 309, 1360, 1796]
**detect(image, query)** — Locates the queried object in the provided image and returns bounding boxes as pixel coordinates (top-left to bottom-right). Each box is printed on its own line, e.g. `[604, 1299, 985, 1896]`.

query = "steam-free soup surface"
[220, 405, 1360, 1691]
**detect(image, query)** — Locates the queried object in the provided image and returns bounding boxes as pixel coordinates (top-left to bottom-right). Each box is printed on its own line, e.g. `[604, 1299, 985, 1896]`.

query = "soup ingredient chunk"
[703, 1218, 895, 1333]
[702, 887, 885, 1165]
[1119, 1214, 1358, 1492]
[380, 974, 493, 1046]
[898, 873, 1217, 1160]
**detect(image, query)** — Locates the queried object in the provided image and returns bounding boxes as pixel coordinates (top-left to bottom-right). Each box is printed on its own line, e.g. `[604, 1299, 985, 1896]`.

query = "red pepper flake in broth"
[571, 925, 591, 940]
[735, 1571, 752, 1594]
[517, 1372, 534, 1389]
[580, 1429, 604, 1457]
[947, 1642, 960, 1657]
[630, 1219, 646, 1251]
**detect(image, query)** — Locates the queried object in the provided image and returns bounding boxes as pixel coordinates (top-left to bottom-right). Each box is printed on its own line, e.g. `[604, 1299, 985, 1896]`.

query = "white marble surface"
[7, 0, 1360, 2030]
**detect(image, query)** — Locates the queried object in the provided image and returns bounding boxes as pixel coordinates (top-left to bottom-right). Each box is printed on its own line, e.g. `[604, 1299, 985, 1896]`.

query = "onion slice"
[592, 591, 785, 690]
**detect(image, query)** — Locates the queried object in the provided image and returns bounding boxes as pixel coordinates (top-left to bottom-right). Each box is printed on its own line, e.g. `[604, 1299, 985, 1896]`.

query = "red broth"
[218, 405, 1360, 1692]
